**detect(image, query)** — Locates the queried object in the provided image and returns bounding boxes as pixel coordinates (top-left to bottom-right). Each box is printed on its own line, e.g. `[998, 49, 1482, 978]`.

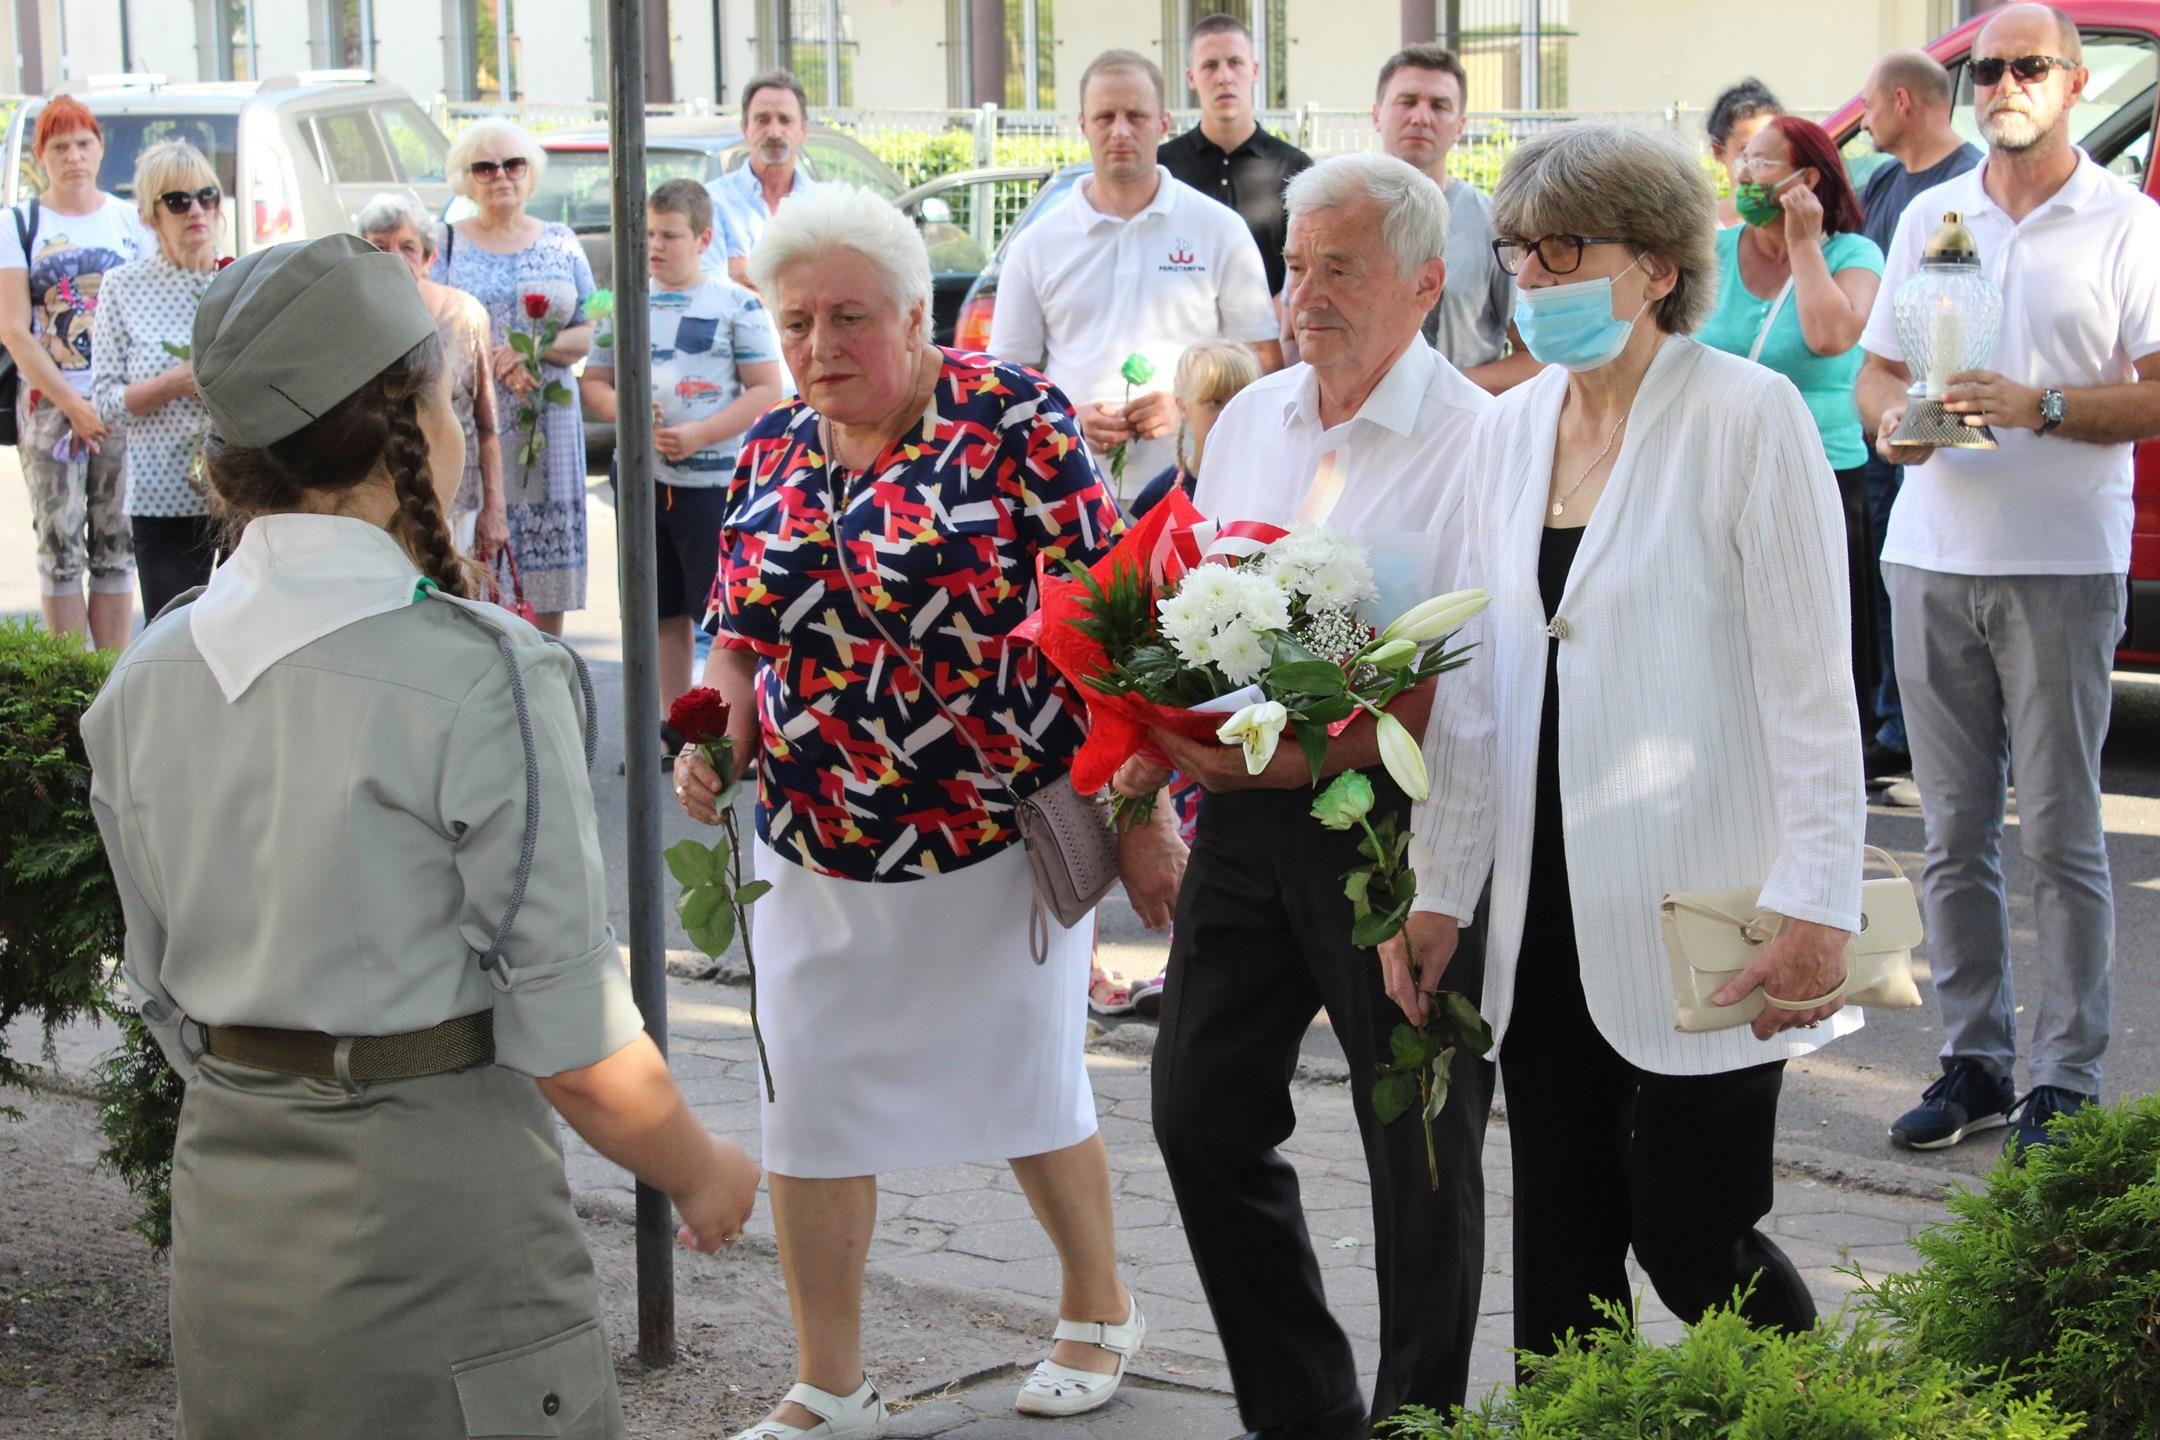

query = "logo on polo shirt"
[1161, 238, 1205, 274]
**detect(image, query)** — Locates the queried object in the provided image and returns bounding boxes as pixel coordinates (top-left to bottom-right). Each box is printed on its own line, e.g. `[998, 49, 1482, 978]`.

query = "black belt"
[201, 1010, 494, 1082]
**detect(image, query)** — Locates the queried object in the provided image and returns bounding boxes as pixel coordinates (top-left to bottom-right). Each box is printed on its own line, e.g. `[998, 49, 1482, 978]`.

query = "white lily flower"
[1380, 588, 1491, 646]
[1374, 711, 1430, 800]
[1217, 700, 1290, 775]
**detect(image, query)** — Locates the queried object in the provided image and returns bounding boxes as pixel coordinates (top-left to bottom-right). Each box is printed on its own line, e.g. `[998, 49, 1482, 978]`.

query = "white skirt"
[752, 842, 1098, 1179]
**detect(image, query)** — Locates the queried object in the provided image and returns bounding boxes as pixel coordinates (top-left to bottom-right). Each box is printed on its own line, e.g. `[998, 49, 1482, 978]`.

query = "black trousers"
[1152, 776, 1493, 1437]
[132, 514, 222, 621]
[1502, 888, 1816, 1363]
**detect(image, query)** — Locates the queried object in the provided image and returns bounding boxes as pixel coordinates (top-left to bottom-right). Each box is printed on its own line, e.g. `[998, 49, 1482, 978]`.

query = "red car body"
[1825, 2, 2160, 662]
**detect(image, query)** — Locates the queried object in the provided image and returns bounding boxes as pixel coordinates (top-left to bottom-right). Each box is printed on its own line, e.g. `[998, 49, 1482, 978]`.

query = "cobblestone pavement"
[563, 981, 1952, 1438]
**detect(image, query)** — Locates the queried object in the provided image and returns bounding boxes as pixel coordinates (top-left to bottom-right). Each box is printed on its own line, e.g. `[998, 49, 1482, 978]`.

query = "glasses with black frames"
[1490, 235, 1633, 277]
[157, 186, 221, 215]
[1970, 54, 2081, 86]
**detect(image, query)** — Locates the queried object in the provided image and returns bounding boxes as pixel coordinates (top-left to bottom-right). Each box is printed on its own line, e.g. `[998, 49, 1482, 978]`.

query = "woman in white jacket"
[1392, 123, 1867, 1361]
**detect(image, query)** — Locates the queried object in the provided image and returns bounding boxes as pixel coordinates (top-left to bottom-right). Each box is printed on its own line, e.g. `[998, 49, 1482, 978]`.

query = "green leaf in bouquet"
[1342, 868, 1373, 909]
[1299, 694, 1357, 726]
[1437, 991, 1495, 1055]
[1353, 905, 1408, 949]
[1270, 659, 1348, 696]
[735, 878, 774, 904]
[678, 884, 723, 931]
[1371, 1070, 1419, 1125]
[1296, 718, 1331, 786]
[1423, 1049, 1456, 1121]
[685, 903, 737, 958]
[1389, 1025, 1431, 1070]
[1357, 830, 1383, 863]
[664, 838, 717, 888]
[542, 380, 573, 408]
[509, 330, 538, 357]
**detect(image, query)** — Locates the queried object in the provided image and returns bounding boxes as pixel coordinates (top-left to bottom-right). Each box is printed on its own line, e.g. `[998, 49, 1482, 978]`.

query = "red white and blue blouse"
[712, 348, 1118, 882]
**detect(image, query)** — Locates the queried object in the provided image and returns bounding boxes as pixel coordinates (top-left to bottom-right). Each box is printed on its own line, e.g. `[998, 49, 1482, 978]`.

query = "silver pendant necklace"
[1551, 410, 1628, 518]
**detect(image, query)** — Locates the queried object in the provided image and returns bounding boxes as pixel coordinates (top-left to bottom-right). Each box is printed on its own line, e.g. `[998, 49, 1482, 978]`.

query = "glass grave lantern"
[1888, 210, 2005, 450]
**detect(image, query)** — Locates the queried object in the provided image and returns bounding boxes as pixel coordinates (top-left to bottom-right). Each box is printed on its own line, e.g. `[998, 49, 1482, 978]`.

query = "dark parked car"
[950, 162, 1090, 353]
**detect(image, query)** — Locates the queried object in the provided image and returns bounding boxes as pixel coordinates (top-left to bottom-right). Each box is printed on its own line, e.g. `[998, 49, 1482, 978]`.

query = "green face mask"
[1732, 180, 1784, 229]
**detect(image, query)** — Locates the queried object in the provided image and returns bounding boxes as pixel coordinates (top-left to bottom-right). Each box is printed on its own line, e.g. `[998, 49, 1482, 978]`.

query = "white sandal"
[1014, 1296, 1146, 1417]
[729, 1377, 887, 1440]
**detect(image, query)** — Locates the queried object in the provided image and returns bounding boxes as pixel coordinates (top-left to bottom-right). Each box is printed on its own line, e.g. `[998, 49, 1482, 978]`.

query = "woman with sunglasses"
[1394, 123, 1865, 1364]
[434, 118, 595, 636]
[89, 141, 227, 621]
[0, 95, 152, 650]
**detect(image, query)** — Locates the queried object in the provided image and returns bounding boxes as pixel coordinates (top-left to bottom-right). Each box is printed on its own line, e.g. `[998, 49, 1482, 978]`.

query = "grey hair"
[1283, 153, 1449, 277]
[356, 191, 439, 256]
[748, 184, 934, 325]
[1491, 123, 1719, 334]
[445, 117, 547, 201]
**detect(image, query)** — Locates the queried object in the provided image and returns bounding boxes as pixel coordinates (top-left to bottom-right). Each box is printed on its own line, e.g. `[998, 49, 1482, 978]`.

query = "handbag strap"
[1746, 274, 1796, 364]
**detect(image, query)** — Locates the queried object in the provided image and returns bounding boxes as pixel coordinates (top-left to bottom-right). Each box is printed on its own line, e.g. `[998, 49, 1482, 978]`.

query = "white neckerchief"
[190, 513, 426, 702]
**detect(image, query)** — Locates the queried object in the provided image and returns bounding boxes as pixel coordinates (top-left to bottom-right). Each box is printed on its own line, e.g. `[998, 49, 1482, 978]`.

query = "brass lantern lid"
[1919, 211, 1980, 266]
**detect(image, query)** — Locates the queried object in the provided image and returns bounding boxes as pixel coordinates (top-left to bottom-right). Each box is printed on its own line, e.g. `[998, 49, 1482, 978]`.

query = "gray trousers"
[1885, 564, 2122, 1095]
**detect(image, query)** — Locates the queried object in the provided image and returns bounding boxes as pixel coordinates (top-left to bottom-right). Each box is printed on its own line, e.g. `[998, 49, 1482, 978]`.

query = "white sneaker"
[730, 1377, 887, 1439]
[1014, 1296, 1146, 1417]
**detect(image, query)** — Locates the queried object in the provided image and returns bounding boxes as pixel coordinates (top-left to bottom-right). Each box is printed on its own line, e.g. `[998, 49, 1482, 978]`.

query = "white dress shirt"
[1860, 151, 2160, 576]
[1194, 336, 1491, 622]
[1409, 337, 1867, 1076]
[989, 167, 1277, 483]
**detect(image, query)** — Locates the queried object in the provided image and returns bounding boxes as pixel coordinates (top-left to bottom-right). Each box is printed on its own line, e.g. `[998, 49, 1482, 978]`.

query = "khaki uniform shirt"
[82, 567, 644, 1082]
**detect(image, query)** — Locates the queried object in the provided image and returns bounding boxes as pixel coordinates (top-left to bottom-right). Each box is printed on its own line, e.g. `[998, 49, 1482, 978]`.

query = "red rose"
[668, 687, 733, 747]
[522, 292, 550, 321]
[216, 256, 235, 270]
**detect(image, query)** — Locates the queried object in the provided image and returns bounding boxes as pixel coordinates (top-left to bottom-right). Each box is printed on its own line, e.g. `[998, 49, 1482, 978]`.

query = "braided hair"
[204, 329, 478, 599]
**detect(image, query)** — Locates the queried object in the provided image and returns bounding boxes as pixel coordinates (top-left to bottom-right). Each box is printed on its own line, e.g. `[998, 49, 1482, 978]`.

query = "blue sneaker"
[1889, 1059, 2015, 1150]
[2004, 1085, 2093, 1157]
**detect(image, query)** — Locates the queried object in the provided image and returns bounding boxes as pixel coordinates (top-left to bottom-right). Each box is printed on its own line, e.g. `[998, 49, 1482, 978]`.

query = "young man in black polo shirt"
[1157, 13, 1312, 300]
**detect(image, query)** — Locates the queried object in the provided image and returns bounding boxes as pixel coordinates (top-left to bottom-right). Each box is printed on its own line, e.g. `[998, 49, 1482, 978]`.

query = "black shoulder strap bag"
[0, 197, 41, 446]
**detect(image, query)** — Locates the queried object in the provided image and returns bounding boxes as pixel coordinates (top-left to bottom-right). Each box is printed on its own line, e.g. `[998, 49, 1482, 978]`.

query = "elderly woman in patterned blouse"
[90, 139, 222, 621]
[672, 186, 1186, 1440]
[360, 191, 507, 562]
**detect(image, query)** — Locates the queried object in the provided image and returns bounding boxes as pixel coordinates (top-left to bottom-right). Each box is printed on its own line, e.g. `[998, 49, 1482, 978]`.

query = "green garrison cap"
[192, 233, 435, 449]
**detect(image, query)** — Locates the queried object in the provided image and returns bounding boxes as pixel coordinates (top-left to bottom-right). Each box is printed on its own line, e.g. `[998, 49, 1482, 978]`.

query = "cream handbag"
[1661, 846, 1924, 1033]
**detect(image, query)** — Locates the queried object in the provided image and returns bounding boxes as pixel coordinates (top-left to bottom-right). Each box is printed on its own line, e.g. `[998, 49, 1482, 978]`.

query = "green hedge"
[1384, 1299, 2085, 1439]
[1862, 1095, 2160, 1440]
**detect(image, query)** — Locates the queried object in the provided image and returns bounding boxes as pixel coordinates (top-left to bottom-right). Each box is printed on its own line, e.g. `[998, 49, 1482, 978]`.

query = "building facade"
[8, 0, 1975, 116]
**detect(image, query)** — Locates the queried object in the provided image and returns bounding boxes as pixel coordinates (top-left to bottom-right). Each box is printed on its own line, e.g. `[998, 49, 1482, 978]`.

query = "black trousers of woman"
[1153, 775, 1492, 1438]
[1834, 463, 1880, 741]
[133, 514, 223, 622]
[1505, 522, 1814, 1367]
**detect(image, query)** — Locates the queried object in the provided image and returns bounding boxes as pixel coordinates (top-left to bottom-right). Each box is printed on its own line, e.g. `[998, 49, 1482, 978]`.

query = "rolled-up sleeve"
[1736, 372, 1865, 932]
[442, 634, 644, 1076]
[82, 672, 199, 1080]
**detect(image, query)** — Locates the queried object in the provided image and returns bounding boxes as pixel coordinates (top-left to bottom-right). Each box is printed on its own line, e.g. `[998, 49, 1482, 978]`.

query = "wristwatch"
[2039, 387, 2067, 435]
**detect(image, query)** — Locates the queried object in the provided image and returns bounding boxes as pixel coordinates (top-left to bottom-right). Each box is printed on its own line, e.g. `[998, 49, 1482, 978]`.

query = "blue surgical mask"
[1512, 257, 1650, 373]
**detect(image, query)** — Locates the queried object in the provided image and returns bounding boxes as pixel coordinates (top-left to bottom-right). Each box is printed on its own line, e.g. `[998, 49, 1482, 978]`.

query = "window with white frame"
[1003, 0, 1052, 112]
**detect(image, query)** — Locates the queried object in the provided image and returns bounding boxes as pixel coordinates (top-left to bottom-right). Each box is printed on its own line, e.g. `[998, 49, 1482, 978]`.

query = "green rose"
[1120, 352, 1156, 388]
[1311, 770, 1375, 831]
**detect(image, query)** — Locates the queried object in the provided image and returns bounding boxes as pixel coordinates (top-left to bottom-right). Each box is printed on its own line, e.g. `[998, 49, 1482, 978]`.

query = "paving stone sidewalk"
[563, 976, 1956, 1439]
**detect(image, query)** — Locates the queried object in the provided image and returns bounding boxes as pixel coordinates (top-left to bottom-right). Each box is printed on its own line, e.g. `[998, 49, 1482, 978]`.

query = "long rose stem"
[709, 742, 776, 1102]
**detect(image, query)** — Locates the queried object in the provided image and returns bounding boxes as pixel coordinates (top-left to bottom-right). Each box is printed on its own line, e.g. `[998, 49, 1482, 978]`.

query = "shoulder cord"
[432, 594, 597, 972]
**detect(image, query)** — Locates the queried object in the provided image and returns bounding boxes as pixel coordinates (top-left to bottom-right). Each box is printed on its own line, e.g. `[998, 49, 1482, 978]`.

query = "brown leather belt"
[201, 1010, 495, 1082]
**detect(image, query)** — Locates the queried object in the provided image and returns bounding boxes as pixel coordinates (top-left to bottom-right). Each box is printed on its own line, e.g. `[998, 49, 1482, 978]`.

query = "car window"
[380, 102, 448, 184]
[17, 111, 241, 202]
[315, 110, 397, 185]
[529, 146, 712, 231]
[995, 168, 1084, 260]
[801, 137, 900, 201]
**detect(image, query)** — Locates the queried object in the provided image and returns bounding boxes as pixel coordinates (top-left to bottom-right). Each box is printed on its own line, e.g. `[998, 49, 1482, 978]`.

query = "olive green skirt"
[169, 1056, 626, 1439]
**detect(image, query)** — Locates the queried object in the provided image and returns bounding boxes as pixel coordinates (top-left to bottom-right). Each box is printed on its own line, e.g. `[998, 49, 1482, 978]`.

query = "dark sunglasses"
[1491, 234, 1633, 277]
[157, 186, 221, 215]
[467, 156, 530, 181]
[1971, 54, 2079, 86]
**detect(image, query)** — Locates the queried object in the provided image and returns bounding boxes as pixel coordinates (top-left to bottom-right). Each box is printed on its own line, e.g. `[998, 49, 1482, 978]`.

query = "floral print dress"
[432, 221, 593, 612]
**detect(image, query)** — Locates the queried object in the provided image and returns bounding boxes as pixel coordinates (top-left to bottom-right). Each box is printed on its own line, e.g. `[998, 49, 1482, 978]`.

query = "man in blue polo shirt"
[705, 69, 820, 290]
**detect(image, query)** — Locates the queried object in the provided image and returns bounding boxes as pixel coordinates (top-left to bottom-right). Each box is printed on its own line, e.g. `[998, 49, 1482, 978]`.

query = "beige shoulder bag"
[821, 422, 1120, 961]
[1661, 846, 1924, 1032]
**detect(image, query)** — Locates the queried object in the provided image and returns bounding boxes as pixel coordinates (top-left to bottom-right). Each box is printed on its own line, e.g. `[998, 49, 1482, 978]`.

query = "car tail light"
[954, 292, 994, 353]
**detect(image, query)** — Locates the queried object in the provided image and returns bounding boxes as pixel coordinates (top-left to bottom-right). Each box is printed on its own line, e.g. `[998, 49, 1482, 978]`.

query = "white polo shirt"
[1860, 151, 2160, 576]
[989, 167, 1277, 483]
[1194, 336, 1492, 622]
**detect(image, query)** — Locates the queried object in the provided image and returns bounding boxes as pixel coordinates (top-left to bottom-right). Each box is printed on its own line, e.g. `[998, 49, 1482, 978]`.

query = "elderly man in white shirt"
[989, 49, 1281, 500]
[1857, 3, 2160, 1157]
[1114, 153, 1491, 1440]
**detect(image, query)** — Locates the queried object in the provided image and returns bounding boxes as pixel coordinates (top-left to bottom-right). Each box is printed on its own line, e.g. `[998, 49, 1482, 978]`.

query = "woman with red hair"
[0, 96, 151, 649]
[1700, 112, 1884, 734]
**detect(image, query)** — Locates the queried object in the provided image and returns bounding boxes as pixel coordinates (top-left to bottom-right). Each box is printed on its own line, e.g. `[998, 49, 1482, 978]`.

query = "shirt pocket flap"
[452, 1318, 613, 1437]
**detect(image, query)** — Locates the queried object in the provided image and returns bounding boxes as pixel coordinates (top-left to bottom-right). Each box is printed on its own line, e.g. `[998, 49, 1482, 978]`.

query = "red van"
[1826, 3, 2160, 661]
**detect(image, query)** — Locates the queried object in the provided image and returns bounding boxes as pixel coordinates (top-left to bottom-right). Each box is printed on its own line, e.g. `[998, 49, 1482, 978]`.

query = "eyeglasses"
[467, 156, 530, 181]
[1491, 234, 1633, 277]
[1971, 54, 2080, 86]
[157, 186, 221, 215]
[1733, 154, 1795, 177]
